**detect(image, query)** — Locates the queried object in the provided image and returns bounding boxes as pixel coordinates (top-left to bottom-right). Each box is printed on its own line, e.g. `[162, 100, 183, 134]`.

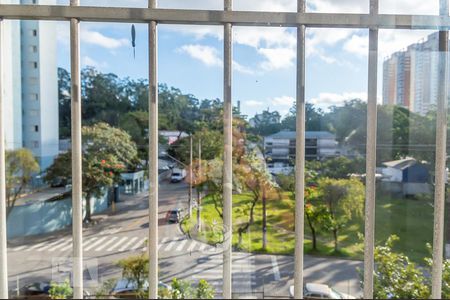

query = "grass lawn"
[181, 191, 434, 262]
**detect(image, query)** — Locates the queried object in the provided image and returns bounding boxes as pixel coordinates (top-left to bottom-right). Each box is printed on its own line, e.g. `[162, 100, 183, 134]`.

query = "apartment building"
[1, 0, 58, 170]
[382, 32, 440, 115]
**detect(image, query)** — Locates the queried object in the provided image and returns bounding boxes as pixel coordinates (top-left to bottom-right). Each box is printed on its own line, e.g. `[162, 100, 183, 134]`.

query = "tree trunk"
[85, 193, 92, 222]
[262, 191, 267, 251]
[197, 189, 202, 232]
[305, 212, 317, 251]
[333, 228, 338, 252]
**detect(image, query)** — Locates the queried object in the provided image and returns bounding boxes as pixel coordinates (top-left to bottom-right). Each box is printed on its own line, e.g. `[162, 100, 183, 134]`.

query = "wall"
[7, 190, 110, 239]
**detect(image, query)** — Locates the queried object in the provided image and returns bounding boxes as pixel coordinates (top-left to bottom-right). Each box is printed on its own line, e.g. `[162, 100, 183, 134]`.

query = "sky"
[51, 0, 440, 118]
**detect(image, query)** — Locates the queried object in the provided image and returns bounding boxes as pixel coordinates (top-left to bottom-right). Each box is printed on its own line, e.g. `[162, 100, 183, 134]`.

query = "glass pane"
[306, 0, 368, 13]
[379, 0, 439, 15]
[373, 29, 438, 299]
[6, 19, 74, 297]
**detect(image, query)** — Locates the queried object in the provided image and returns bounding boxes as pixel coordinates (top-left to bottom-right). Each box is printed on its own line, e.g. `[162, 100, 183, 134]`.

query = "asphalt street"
[6, 182, 362, 298]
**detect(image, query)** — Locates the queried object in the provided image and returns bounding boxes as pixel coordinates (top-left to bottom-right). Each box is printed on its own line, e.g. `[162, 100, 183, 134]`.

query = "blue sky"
[53, 0, 438, 118]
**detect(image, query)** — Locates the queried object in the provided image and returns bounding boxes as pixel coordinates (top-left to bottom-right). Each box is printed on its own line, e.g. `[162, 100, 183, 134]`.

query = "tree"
[5, 149, 40, 218]
[361, 235, 430, 299]
[45, 123, 138, 222]
[317, 178, 364, 252]
[277, 171, 329, 252]
[117, 253, 149, 294]
[58, 67, 72, 139]
[235, 152, 275, 249]
[306, 156, 365, 180]
[118, 111, 149, 162]
[49, 279, 73, 300]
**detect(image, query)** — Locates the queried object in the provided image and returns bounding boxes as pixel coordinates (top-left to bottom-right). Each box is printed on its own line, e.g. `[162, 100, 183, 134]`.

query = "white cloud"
[309, 92, 367, 109]
[242, 100, 264, 108]
[81, 56, 107, 68]
[81, 29, 129, 49]
[271, 96, 295, 107]
[343, 34, 368, 57]
[258, 48, 296, 71]
[178, 44, 222, 67]
[177, 44, 254, 74]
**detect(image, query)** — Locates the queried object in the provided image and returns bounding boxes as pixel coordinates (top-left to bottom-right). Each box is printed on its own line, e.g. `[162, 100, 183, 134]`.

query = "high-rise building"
[1, 0, 59, 170]
[382, 32, 441, 115]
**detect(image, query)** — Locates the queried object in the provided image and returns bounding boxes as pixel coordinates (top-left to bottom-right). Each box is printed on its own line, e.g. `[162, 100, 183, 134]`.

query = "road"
[6, 182, 362, 298]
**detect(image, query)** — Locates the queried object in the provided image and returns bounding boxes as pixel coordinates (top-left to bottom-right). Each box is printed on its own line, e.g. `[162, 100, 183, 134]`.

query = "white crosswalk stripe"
[49, 238, 72, 252]
[11, 235, 215, 254]
[118, 237, 138, 252]
[84, 237, 107, 251]
[107, 237, 128, 252]
[131, 238, 146, 250]
[95, 236, 118, 252]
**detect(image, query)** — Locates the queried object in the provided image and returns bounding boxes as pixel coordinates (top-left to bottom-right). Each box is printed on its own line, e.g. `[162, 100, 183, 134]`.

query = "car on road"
[289, 283, 355, 299]
[110, 278, 170, 299]
[15, 281, 90, 299]
[170, 168, 186, 183]
[166, 208, 183, 223]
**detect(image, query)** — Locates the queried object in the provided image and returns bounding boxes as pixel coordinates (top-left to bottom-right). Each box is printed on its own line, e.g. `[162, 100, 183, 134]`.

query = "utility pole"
[197, 139, 202, 232]
[189, 135, 193, 217]
[262, 184, 267, 250]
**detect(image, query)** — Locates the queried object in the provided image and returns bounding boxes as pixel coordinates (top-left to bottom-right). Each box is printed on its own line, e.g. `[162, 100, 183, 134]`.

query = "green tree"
[45, 123, 138, 221]
[363, 235, 430, 299]
[196, 279, 215, 299]
[318, 178, 365, 252]
[49, 279, 73, 300]
[119, 111, 149, 162]
[58, 67, 72, 139]
[307, 156, 366, 179]
[6, 149, 40, 218]
[117, 253, 149, 294]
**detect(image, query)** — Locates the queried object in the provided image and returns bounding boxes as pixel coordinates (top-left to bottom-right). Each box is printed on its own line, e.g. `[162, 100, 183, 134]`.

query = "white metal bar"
[363, 2, 379, 299]
[3, 5, 450, 29]
[432, 1, 449, 297]
[294, 0, 305, 298]
[148, 0, 158, 298]
[0, 17, 9, 300]
[70, 0, 83, 298]
[223, 0, 233, 298]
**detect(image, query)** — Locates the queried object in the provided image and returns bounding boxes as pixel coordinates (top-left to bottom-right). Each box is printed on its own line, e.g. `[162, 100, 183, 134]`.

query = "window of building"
[30, 93, 38, 101]
[29, 45, 37, 53]
[29, 109, 39, 117]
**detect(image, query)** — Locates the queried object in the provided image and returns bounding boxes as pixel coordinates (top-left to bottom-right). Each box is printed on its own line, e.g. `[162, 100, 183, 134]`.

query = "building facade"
[1, 0, 59, 170]
[264, 130, 338, 173]
[383, 32, 440, 115]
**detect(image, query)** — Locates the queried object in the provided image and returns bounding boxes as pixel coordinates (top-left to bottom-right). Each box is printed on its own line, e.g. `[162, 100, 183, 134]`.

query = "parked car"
[289, 283, 355, 299]
[166, 208, 183, 223]
[170, 168, 186, 183]
[15, 281, 90, 299]
[110, 278, 170, 299]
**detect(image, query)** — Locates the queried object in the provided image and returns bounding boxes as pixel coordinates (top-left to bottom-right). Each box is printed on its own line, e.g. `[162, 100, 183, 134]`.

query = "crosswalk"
[9, 234, 219, 254]
[190, 253, 256, 294]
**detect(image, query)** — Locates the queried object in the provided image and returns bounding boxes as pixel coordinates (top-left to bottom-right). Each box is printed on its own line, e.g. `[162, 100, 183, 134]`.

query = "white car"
[289, 283, 355, 299]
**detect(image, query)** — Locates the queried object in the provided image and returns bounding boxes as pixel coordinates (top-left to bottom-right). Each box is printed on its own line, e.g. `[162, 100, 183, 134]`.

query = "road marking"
[95, 236, 118, 251]
[131, 238, 146, 250]
[157, 237, 169, 250]
[60, 241, 74, 252]
[164, 239, 177, 252]
[26, 241, 49, 252]
[176, 239, 188, 251]
[118, 237, 138, 252]
[198, 243, 206, 252]
[11, 245, 27, 252]
[271, 256, 281, 281]
[35, 239, 64, 252]
[187, 240, 197, 252]
[49, 238, 72, 252]
[107, 237, 128, 252]
[84, 237, 107, 251]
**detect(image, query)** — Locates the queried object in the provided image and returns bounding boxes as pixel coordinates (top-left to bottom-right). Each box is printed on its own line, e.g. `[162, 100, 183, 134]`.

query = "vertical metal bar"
[294, 0, 305, 298]
[189, 135, 193, 217]
[432, 1, 449, 298]
[0, 17, 9, 300]
[70, 0, 83, 298]
[148, 0, 158, 298]
[363, 1, 379, 298]
[223, 0, 233, 298]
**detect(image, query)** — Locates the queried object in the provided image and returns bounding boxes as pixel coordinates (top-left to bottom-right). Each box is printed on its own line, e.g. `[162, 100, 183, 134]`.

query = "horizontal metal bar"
[1, 4, 450, 29]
